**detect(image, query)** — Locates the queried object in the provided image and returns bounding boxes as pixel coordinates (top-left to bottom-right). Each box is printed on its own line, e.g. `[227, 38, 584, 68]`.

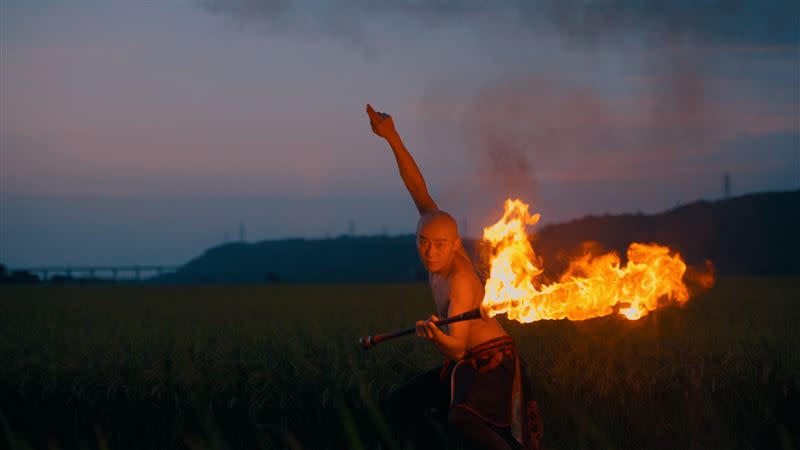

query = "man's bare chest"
[430, 276, 451, 317]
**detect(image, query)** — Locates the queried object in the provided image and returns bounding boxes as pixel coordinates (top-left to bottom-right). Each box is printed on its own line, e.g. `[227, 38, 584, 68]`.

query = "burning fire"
[481, 199, 702, 322]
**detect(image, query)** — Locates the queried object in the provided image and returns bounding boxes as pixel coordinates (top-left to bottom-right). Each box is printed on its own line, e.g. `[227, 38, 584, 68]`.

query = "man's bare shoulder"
[453, 252, 481, 280]
[449, 260, 482, 298]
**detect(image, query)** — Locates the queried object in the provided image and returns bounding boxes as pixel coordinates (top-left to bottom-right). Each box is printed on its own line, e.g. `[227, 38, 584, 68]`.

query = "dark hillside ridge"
[153, 190, 799, 284]
[533, 190, 799, 277]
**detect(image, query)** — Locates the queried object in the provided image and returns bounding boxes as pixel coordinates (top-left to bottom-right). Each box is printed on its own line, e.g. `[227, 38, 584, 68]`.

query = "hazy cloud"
[416, 69, 796, 230]
[198, 0, 799, 50]
[198, 0, 798, 188]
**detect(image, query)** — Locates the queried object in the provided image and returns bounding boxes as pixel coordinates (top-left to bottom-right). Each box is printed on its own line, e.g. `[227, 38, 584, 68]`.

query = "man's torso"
[429, 251, 508, 352]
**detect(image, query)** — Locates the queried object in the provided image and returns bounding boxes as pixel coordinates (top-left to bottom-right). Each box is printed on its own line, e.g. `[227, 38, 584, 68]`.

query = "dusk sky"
[1, 0, 798, 267]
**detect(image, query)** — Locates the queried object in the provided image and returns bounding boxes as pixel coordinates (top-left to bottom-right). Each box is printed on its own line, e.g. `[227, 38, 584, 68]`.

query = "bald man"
[367, 105, 541, 450]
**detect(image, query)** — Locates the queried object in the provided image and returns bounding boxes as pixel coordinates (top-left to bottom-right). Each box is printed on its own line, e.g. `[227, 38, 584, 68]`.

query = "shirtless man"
[367, 104, 536, 450]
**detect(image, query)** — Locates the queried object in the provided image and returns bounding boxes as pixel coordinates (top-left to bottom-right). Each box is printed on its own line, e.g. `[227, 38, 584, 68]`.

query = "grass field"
[1, 277, 799, 449]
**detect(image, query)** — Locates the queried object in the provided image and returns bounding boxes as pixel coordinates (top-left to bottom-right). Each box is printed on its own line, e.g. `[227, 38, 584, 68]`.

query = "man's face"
[416, 218, 460, 273]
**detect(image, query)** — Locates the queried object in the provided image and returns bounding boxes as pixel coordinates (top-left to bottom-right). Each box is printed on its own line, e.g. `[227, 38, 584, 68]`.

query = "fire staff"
[366, 104, 542, 450]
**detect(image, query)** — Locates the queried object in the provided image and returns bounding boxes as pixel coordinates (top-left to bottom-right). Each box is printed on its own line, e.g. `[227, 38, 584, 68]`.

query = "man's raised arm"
[366, 104, 438, 216]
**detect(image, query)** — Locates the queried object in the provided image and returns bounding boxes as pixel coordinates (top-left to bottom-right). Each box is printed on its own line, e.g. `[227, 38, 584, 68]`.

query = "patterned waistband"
[464, 335, 516, 358]
[440, 335, 516, 381]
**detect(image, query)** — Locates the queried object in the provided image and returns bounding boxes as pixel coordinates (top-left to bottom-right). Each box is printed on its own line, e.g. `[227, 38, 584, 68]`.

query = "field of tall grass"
[1, 277, 798, 449]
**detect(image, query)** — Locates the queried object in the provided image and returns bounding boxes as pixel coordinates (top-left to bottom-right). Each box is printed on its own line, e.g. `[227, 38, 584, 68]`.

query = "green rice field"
[1, 277, 799, 449]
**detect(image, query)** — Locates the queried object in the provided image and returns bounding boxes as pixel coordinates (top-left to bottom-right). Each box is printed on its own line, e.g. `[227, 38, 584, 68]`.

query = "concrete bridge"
[8, 265, 180, 282]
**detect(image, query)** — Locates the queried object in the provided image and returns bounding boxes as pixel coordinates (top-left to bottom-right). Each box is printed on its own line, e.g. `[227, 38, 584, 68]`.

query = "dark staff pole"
[358, 308, 482, 350]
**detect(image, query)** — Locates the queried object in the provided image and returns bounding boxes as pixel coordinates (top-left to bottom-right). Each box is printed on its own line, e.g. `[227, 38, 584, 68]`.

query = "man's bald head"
[416, 210, 461, 274]
[416, 210, 459, 238]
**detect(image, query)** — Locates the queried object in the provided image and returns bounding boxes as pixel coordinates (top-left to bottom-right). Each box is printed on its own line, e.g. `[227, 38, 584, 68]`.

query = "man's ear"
[453, 237, 462, 251]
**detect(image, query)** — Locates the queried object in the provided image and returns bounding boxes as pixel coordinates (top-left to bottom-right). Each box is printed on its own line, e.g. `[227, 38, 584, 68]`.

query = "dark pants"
[386, 366, 521, 450]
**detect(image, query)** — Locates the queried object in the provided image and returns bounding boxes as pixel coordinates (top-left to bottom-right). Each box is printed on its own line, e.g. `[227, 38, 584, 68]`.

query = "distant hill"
[153, 190, 799, 284]
[532, 190, 799, 278]
[155, 235, 428, 284]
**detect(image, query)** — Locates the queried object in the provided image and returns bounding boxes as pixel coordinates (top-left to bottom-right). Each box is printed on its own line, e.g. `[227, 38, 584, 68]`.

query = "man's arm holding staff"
[419, 276, 472, 360]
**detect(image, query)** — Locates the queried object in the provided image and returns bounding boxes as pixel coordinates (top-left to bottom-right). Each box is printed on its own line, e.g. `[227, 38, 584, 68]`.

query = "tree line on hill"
[3, 190, 795, 285]
[152, 189, 799, 284]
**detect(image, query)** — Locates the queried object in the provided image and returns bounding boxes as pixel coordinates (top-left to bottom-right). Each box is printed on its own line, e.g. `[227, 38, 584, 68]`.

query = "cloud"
[526, 0, 798, 48]
[197, 0, 798, 185]
[198, 0, 800, 51]
[421, 71, 796, 199]
[198, 0, 380, 59]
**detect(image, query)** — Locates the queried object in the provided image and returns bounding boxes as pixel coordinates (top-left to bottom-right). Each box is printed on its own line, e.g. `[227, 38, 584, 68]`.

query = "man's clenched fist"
[366, 103, 398, 140]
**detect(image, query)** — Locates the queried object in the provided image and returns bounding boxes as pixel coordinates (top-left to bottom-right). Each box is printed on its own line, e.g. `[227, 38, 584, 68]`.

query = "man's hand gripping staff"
[358, 308, 484, 350]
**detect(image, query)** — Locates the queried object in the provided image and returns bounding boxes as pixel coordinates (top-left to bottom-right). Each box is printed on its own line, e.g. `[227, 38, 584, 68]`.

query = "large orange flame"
[481, 199, 697, 322]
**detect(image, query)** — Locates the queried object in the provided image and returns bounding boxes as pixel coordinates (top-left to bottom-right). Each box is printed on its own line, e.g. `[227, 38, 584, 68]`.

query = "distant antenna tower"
[796, 132, 800, 189]
[723, 171, 731, 199]
[239, 220, 246, 242]
[796, 84, 800, 189]
[348, 219, 356, 237]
